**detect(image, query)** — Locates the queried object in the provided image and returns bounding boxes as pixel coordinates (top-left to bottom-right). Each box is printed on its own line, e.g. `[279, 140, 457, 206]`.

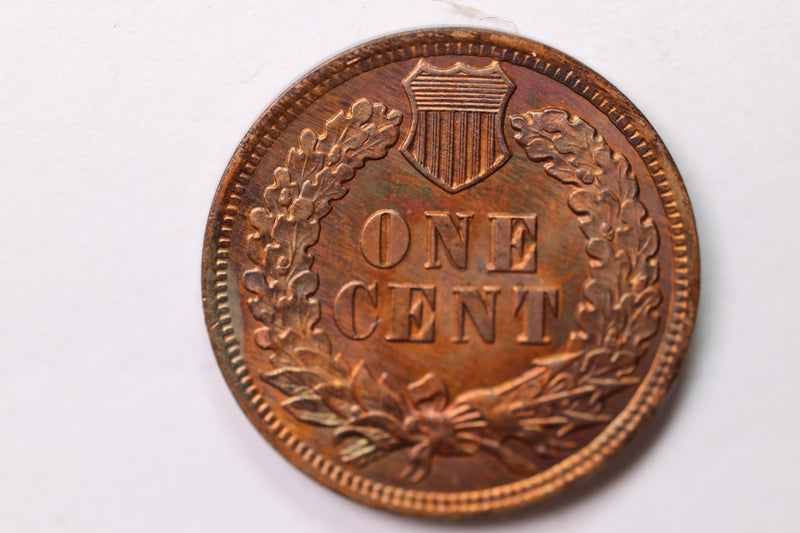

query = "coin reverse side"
[202, 28, 699, 517]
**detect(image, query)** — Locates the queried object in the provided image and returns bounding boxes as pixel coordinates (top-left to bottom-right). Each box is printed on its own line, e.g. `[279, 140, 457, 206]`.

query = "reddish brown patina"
[202, 28, 699, 517]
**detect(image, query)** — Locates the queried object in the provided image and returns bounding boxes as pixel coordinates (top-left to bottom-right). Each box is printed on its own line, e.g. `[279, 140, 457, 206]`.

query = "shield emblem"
[401, 60, 516, 193]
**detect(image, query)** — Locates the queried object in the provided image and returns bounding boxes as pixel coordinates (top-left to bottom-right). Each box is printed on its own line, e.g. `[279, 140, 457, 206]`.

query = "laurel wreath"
[244, 99, 662, 482]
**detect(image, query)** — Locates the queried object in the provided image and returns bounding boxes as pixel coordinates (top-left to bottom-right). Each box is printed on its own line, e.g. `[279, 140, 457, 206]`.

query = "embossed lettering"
[488, 214, 537, 272]
[360, 209, 410, 269]
[513, 285, 558, 344]
[385, 283, 436, 342]
[333, 281, 379, 340]
[425, 212, 473, 270]
[451, 286, 500, 343]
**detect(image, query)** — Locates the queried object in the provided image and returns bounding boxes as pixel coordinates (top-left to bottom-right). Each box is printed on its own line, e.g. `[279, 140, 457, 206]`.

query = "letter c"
[333, 281, 379, 340]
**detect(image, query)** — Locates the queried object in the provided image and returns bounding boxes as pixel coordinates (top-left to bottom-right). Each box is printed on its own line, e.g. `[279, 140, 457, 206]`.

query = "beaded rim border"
[202, 27, 699, 517]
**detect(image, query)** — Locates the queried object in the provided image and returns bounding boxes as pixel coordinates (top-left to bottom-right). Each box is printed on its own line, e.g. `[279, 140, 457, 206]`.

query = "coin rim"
[201, 27, 700, 518]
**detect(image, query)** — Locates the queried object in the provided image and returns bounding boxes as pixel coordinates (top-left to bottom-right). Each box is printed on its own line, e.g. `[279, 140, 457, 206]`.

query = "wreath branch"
[244, 104, 662, 482]
[244, 98, 403, 430]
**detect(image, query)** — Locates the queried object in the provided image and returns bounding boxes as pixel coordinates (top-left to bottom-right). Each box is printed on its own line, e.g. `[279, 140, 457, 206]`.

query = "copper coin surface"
[202, 27, 699, 517]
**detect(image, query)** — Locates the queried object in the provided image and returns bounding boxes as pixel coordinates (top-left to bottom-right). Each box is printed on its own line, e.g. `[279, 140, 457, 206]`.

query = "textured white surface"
[1, 1, 798, 531]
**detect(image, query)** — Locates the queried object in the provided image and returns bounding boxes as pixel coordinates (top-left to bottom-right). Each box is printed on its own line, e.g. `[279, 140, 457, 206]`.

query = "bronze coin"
[202, 27, 699, 517]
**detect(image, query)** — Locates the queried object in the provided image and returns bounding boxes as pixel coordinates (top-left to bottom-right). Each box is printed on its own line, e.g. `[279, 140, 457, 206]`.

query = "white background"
[1, 1, 798, 531]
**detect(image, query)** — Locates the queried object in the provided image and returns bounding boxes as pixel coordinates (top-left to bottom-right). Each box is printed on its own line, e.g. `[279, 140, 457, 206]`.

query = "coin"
[202, 27, 699, 517]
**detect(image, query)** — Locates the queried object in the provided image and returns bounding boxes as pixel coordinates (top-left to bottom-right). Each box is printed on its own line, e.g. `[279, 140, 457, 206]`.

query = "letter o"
[359, 209, 410, 269]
